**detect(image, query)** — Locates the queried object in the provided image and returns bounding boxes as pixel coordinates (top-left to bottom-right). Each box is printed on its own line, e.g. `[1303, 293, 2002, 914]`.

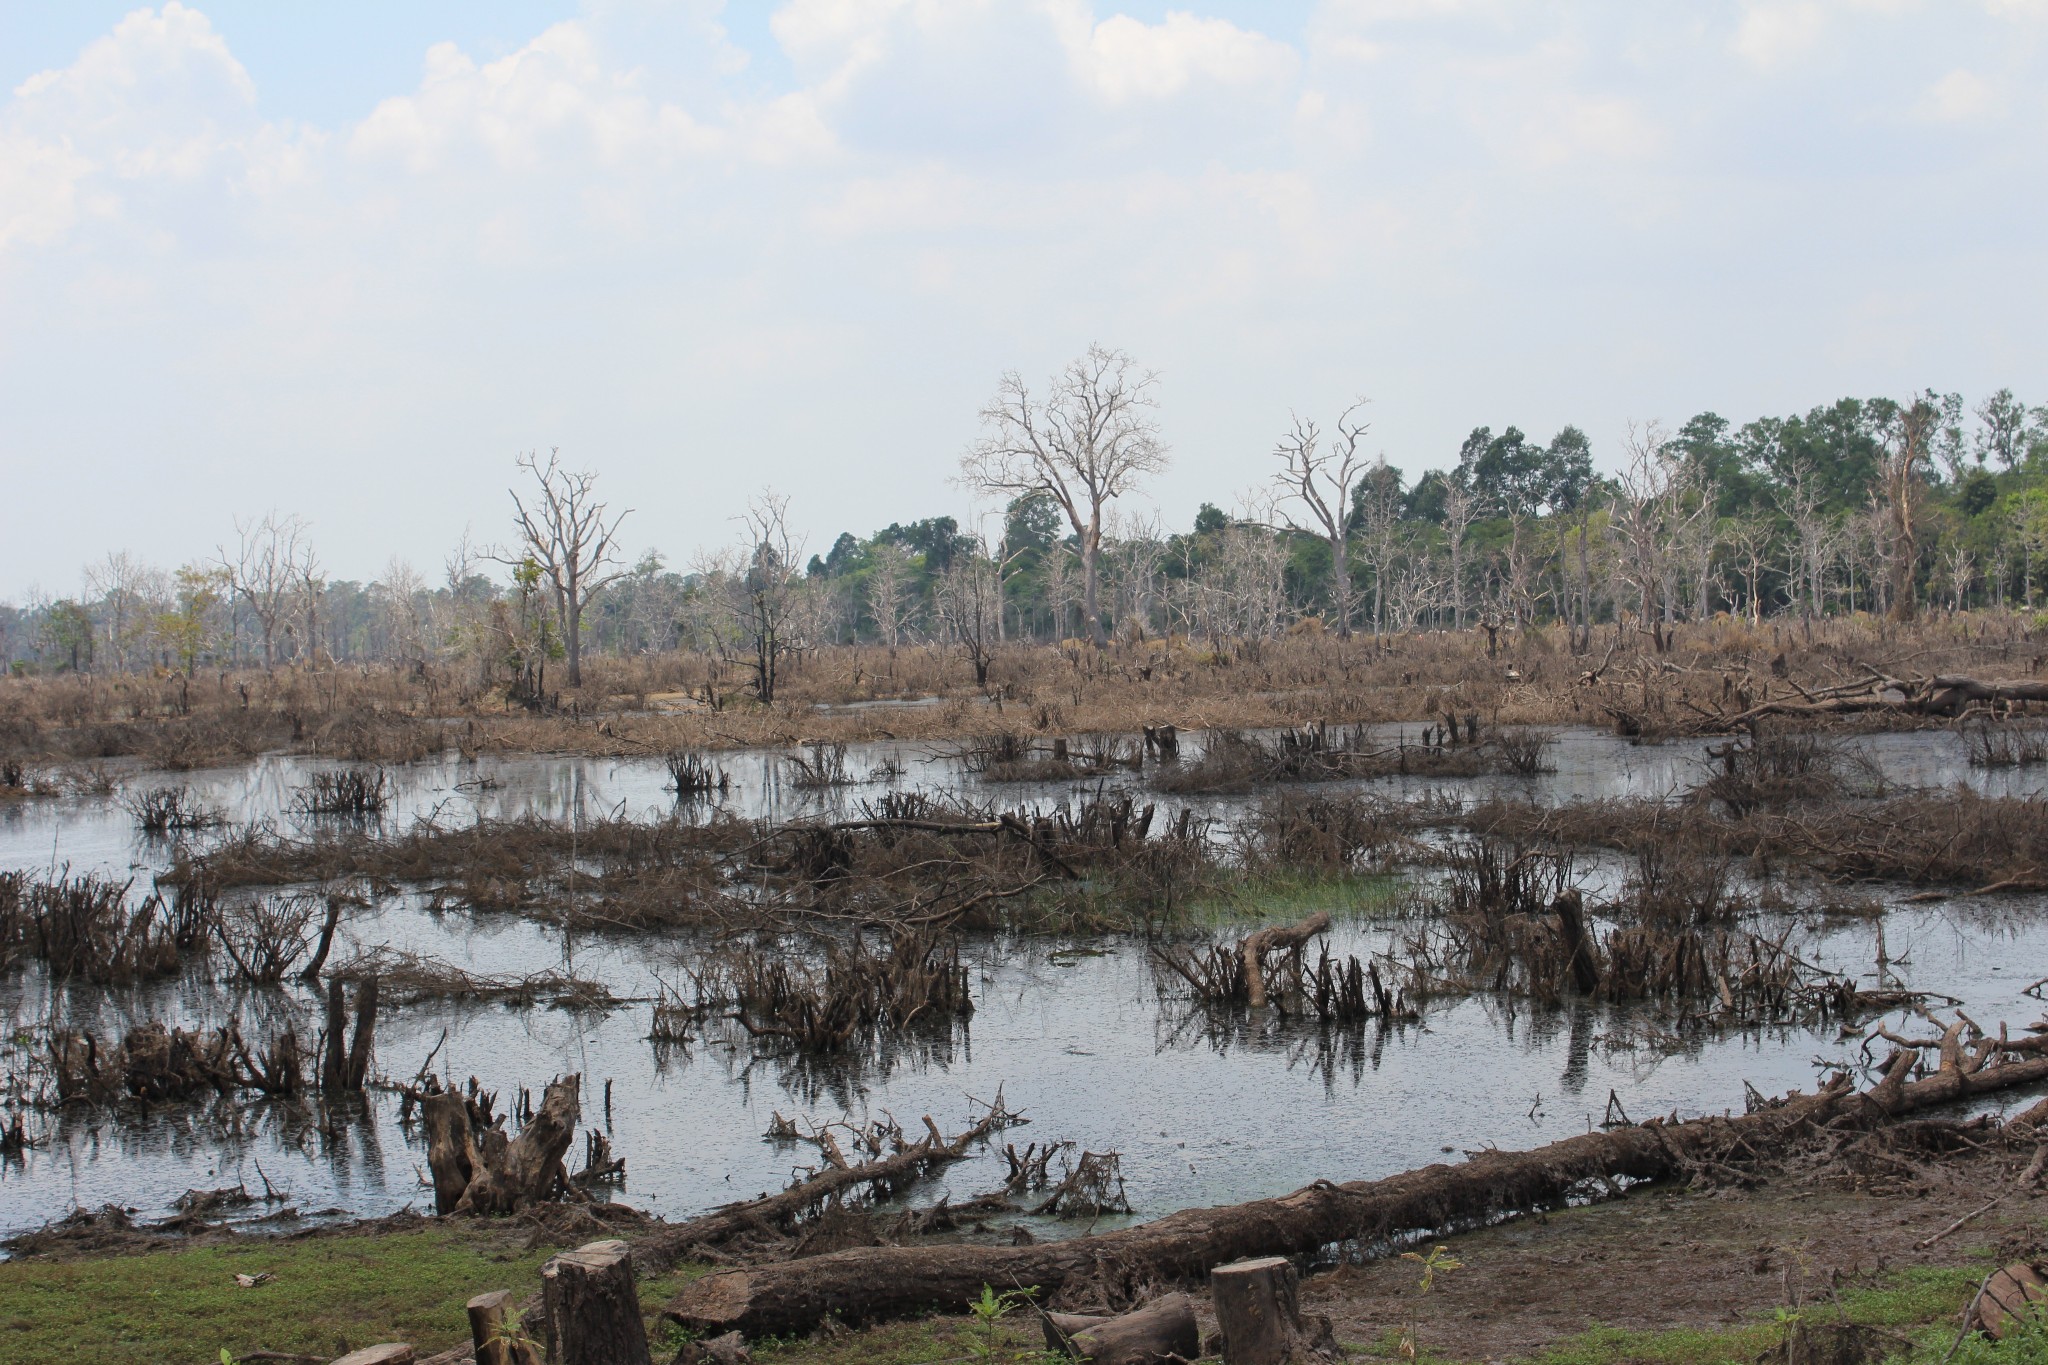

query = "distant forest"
[8, 369, 2048, 683]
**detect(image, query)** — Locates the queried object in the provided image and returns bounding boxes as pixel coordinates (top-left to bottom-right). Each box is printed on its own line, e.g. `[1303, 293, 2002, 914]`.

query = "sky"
[1, 0, 2045, 599]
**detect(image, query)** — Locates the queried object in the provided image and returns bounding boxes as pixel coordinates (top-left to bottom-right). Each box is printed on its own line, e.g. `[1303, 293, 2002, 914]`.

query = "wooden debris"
[330, 1347, 414, 1365]
[666, 1050, 2048, 1338]
[1973, 1261, 2048, 1340]
[1049, 1293, 1198, 1365]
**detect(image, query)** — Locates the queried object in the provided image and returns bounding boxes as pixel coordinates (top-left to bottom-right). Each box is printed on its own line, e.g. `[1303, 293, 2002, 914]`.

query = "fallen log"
[1052, 1293, 1198, 1365]
[667, 1049, 2048, 1338]
[1242, 912, 1331, 1009]
[1717, 674, 2048, 730]
[632, 1105, 1011, 1271]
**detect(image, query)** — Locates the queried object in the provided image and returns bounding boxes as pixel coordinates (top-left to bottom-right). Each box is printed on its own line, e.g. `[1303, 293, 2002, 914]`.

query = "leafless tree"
[1270, 401, 1370, 636]
[961, 345, 1168, 646]
[1609, 421, 1679, 652]
[709, 491, 808, 704]
[934, 546, 1003, 687]
[1439, 481, 1481, 630]
[1724, 513, 1777, 623]
[506, 449, 631, 688]
[222, 512, 316, 668]
[865, 543, 914, 648]
[1942, 541, 1977, 613]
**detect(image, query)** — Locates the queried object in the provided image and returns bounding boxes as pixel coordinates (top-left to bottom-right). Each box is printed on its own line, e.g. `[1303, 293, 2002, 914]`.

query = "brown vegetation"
[3, 614, 2043, 772]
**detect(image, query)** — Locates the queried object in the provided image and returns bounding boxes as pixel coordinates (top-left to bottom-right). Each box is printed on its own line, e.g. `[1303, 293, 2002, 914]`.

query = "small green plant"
[494, 1302, 544, 1361]
[1395, 1244, 1464, 1361]
[220, 1352, 236, 1365]
[967, 1284, 1040, 1365]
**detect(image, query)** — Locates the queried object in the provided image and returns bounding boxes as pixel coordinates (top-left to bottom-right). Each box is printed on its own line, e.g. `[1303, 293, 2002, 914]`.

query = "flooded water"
[1, 727, 2044, 1243]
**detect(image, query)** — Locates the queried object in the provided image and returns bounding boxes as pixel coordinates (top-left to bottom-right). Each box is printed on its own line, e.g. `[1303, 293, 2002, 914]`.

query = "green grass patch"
[0, 1228, 559, 1365]
[1182, 871, 1408, 929]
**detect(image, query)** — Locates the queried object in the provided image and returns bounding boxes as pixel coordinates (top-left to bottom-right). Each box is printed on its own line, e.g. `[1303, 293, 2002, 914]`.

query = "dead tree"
[1242, 911, 1331, 1009]
[934, 549, 1002, 687]
[221, 511, 316, 668]
[423, 1075, 582, 1215]
[961, 345, 1168, 647]
[507, 449, 631, 688]
[1270, 402, 1371, 637]
[1880, 397, 1937, 622]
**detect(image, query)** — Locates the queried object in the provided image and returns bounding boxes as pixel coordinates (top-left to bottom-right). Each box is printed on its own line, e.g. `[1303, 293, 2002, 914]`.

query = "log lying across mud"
[667, 1052, 2048, 1338]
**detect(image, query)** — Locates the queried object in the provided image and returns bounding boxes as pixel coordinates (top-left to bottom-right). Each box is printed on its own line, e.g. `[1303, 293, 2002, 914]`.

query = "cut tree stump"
[468, 1288, 541, 1365]
[330, 1347, 414, 1365]
[1975, 1261, 2048, 1339]
[1041, 1312, 1110, 1354]
[542, 1238, 652, 1365]
[1054, 1293, 1198, 1365]
[1210, 1257, 1333, 1365]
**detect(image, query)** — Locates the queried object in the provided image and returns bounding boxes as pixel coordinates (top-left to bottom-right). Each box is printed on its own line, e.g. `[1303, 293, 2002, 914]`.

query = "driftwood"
[667, 1047, 2048, 1338]
[331, 1348, 414, 1365]
[1242, 912, 1331, 1009]
[1049, 1293, 1199, 1365]
[1718, 673, 2048, 729]
[632, 1106, 1010, 1270]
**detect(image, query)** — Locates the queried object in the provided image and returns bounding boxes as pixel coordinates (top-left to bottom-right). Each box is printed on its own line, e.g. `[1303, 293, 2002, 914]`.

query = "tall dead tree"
[1270, 401, 1371, 637]
[507, 450, 631, 688]
[934, 547, 1002, 687]
[222, 512, 316, 668]
[1881, 398, 1936, 622]
[961, 345, 1168, 647]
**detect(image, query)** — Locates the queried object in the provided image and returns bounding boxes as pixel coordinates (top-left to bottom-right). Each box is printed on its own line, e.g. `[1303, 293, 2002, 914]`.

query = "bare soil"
[1292, 1140, 2046, 1360]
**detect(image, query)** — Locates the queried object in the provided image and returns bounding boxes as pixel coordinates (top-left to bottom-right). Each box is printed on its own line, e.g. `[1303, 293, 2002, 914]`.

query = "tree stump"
[422, 1090, 478, 1215]
[457, 1074, 579, 1215]
[469, 1288, 542, 1365]
[1210, 1257, 1330, 1365]
[542, 1238, 652, 1365]
[1054, 1293, 1198, 1365]
[1553, 890, 1600, 995]
[1241, 914, 1331, 1009]
[330, 1346, 415, 1365]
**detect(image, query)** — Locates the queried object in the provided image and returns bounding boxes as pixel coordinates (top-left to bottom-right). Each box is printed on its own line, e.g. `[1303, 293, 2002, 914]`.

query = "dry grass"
[3, 615, 2039, 767]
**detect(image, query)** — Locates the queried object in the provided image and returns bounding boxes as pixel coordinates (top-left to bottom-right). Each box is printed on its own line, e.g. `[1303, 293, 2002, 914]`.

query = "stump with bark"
[1210, 1257, 1332, 1365]
[542, 1239, 652, 1365]
[422, 1075, 581, 1217]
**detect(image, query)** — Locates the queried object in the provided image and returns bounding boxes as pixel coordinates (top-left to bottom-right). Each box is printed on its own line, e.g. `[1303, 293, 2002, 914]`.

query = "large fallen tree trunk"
[667, 1049, 2048, 1338]
[1719, 674, 2048, 729]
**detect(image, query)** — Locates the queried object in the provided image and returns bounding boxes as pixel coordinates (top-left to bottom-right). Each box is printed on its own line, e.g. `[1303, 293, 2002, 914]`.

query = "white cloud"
[1731, 1, 1829, 68]
[348, 24, 724, 174]
[1914, 68, 1998, 122]
[1065, 10, 1300, 103]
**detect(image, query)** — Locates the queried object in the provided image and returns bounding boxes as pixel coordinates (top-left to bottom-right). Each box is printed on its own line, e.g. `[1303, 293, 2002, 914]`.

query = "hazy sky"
[2, 1, 2044, 599]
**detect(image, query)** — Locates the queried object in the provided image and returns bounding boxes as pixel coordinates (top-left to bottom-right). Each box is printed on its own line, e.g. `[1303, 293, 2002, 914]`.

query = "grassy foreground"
[2, 1225, 2044, 1365]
